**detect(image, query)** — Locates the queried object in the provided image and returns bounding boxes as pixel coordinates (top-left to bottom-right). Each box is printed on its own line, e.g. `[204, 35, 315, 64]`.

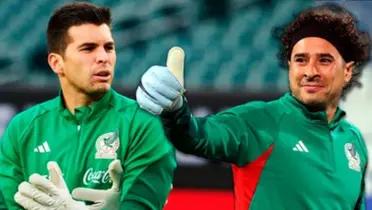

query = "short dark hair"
[47, 2, 112, 54]
[276, 3, 370, 95]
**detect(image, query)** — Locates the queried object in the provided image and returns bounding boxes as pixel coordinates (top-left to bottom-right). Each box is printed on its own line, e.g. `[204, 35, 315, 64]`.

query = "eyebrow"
[77, 43, 98, 49]
[293, 53, 307, 58]
[77, 41, 115, 49]
[293, 53, 334, 58]
[318, 53, 334, 59]
[104, 42, 115, 47]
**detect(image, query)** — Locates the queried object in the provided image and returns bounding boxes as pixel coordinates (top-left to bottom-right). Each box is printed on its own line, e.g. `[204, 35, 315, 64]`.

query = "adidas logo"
[292, 140, 309, 153]
[34, 141, 51, 153]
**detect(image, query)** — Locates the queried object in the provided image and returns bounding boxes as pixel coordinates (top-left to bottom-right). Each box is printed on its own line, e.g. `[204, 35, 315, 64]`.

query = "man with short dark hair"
[136, 3, 370, 209]
[0, 2, 175, 210]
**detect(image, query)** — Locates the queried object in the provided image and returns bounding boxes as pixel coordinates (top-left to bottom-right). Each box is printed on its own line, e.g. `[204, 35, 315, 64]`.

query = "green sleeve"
[161, 100, 277, 165]
[120, 154, 175, 210]
[354, 166, 367, 210]
[353, 130, 368, 210]
[120, 109, 176, 209]
[0, 190, 7, 210]
[0, 117, 24, 210]
[356, 196, 366, 210]
[355, 141, 368, 210]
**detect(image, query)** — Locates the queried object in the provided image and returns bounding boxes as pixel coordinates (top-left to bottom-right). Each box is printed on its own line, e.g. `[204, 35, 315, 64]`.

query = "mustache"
[301, 75, 322, 84]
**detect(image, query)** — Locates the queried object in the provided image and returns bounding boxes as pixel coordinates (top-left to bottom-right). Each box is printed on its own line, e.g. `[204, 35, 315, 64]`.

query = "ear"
[48, 53, 64, 75]
[344, 61, 354, 84]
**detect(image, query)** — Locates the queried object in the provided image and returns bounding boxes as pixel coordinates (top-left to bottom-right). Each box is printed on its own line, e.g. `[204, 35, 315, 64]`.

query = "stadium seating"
[0, 0, 313, 92]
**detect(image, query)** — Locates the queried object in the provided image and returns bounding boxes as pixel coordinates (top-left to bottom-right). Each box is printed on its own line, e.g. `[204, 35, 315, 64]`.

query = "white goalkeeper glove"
[14, 160, 123, 210]
[136, 47, 185, 115]
[14, 161, 88, 210]
[72, 159, 123, 210]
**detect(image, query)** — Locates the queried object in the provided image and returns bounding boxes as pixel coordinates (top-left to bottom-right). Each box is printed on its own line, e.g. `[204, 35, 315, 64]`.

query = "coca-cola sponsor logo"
[83, 168, 112, 185]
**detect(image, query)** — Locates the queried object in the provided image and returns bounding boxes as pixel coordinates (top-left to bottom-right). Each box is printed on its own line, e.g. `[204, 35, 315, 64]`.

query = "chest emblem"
[344, 143, 360, 172]
[95, 132, 120, 159]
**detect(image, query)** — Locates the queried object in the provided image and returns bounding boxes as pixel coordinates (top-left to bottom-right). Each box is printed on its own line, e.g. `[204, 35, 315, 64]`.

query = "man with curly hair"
[136, 3, 371, 210]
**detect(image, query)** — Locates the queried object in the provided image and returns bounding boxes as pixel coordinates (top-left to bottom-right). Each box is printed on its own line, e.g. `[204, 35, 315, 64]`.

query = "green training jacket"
[162, 93, 367, 210]
[0, 191, 5, 210]
[0, 89, 176, 210]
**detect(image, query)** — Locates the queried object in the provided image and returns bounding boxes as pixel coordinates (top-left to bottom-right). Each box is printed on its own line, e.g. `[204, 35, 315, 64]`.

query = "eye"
[319, 57, 333, 64]
[105, 45, 115, 52]
[295, 58, 304, 62]
[81, 47, 94, 52]
[294, 57, 306, 64]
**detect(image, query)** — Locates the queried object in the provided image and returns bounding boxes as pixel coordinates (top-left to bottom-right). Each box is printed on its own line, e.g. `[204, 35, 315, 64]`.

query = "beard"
[300, 99, 327, 112]
[289, 87, 328, 112]
[289, 78, 329, 112]
[85, 85, 110, 100]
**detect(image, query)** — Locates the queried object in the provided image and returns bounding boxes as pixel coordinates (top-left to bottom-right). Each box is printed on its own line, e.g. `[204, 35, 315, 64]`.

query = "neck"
[60, 83, 104, 114]
[62, 92, 93, 114]
[306, 99, 338, 123]
[297, 95, 340, 123]
[325, 104, 338, 123]
[325, 94, 342, 123]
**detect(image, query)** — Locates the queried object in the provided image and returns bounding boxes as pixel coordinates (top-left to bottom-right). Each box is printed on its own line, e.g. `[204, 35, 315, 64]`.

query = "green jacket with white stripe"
[162, 93, 367, 210]
[0, 89, 176, 210]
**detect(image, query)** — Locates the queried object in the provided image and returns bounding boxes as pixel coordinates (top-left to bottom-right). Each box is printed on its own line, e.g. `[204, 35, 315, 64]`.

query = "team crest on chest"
[95, 132, 120, 159]
[344, 143, 360, 172]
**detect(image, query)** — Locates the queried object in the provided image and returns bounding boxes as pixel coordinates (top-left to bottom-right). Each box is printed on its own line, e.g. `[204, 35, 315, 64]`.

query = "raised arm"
[136, 47, 275, 165]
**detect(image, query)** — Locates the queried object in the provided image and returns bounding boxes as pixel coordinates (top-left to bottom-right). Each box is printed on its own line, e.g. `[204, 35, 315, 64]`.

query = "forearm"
[161, 100, 200, 154]
[0, 144, 23, 210]
[161, 100, 243, 162]
[0, 190, 8, 210]
[120, 200, 151, 210]
[0, 174, 23, 209]
[121, 154, 176, 210]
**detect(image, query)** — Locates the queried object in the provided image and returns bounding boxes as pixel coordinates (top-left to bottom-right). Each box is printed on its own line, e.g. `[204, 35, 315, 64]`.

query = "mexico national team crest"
[95, 132, 120, 159]
[344, 143, 360, 172]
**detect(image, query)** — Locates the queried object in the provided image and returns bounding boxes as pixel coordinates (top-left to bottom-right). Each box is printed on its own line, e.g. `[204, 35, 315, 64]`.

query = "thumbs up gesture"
[136, 47, 185, 115]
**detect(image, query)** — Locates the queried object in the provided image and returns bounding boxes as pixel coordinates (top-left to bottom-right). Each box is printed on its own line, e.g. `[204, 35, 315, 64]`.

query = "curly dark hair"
[276, 3, 370, 95]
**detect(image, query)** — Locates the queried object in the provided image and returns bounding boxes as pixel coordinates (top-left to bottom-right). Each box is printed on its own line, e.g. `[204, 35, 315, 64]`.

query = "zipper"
[328, 128, 336, 172]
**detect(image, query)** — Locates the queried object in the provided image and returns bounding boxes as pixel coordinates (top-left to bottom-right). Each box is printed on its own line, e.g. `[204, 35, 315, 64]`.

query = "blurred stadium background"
[0, 0, 371, 209]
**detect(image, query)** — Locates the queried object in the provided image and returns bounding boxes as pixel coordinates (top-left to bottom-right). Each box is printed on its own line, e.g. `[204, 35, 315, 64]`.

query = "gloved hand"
[136, 47, 185, 115]
[14, 161, 88, 210]
[72, 159, 123, 210]
[14, 160, 123, 210]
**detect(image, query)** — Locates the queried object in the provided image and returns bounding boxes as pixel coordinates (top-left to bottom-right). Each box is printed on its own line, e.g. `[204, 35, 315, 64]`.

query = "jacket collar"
[282, 92, 345, 128]
[57, 89, 114, 123]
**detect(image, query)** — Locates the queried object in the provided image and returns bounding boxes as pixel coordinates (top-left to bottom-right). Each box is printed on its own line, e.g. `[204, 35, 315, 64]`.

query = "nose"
[96, 47, 109, 63]
[304, 60, 320, 78]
